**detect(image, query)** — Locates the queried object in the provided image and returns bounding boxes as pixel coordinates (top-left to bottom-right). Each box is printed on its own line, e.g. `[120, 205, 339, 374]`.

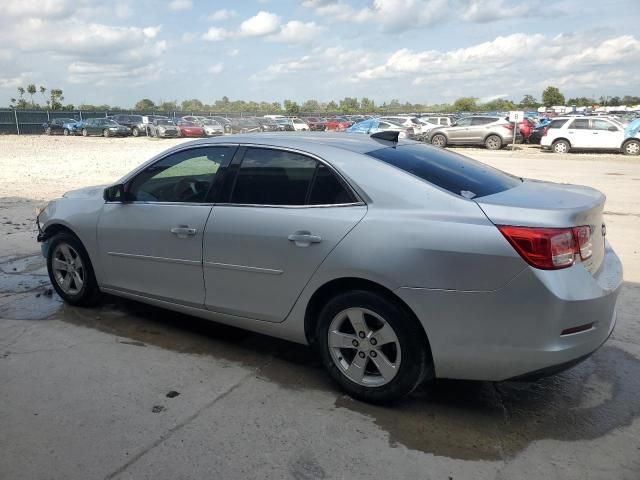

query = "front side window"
[128, 146, 234, 203]
[592, 119, 616, 131]
[471, 117, 494, 126]
[454, 118, 472, 127]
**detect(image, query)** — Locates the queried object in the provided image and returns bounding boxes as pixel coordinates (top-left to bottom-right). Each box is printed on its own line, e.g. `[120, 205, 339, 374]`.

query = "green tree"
[39, 86, 48, 108]
[566, 97, 594, 107]
[518, 94, 538, 109]
[453, 97, 477, 111]
[541, 86, 565, 107]
[181, 98, 204, 112]
[283, 99, 300, 115]
[27, 84, 37, 108]
[360, 97, 375, 113]
[325, 100, 338, 112]
[134, 98, 156, 111]
[339, 97, 360, 114]
[482, 98, 516, 111]
[301, 99, 320, 112]
[49, 89, 64, 110]
[158, 101, 178, 112]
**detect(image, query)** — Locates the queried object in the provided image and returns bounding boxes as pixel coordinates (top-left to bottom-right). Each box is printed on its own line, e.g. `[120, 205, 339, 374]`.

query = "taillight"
[497, 225, 592, 270]
[504, 124, 514, 130]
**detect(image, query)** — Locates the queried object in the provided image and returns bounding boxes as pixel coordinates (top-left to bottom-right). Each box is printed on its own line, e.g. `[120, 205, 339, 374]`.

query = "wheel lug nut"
[370, 351, 377, 358]
[352, 340, 359, 347]
[370, 338, 377, 346]
[358, 351, 366, 358]
[358, 331, 365, 339]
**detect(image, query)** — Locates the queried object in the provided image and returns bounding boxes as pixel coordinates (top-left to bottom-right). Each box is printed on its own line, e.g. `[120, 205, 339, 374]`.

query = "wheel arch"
[303, 276, 434, 370]
[621, 137, 639, 148]
[552, 137, 571, 147]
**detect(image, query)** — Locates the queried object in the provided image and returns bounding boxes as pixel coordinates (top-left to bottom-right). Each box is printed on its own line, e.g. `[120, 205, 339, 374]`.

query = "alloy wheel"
[327, 307, 401, 387]
[624, 141, 639, 155]
[51, 243, 85, 295]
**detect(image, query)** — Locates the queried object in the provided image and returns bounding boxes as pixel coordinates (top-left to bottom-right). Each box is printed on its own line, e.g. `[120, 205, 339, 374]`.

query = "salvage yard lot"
[1, 135, 640, 479]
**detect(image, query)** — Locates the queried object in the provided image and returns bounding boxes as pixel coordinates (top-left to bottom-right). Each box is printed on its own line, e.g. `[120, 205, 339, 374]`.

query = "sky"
[1, 0, 639, 108]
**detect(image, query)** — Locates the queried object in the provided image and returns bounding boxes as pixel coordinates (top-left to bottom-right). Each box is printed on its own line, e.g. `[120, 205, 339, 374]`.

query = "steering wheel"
[173, 177, 207, 202]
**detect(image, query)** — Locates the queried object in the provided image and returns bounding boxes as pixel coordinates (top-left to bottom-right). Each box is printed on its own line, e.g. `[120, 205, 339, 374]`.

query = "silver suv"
[428, 116, 522, 150]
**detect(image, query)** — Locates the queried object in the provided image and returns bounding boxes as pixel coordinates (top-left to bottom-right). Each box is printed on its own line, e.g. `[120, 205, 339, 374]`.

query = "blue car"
[346, 118, 409, 138]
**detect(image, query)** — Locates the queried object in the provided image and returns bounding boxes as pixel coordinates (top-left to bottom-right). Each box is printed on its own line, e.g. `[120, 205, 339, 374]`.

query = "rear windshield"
[366, 144, 521, 199]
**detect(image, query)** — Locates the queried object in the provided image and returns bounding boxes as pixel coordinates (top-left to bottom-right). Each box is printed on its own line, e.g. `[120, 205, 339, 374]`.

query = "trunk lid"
[475, 179, 606, 274]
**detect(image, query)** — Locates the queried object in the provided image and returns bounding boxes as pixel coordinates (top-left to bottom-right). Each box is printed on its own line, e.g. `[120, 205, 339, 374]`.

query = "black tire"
[485, 134, 503, 150]
[132, 127, 140, 137]
[431, 133, 447, 148]
[63, 128, 70, 136]
[82, 128, 88, 137]
[622, 139, 640, 156]
[46, 232, 101, 306]
[552, 139, 570, 154]
[316, 290, 431, 404]
[103, 129, 110, 138]
[45, 127, 52, 135]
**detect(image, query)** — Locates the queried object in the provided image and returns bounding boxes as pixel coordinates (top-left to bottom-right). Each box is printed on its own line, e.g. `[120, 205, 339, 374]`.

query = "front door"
[97, 145, 236, 306]
[590, 119, 623, 149]
[203, 147, 366, 322]
[446, 117, 473, 143]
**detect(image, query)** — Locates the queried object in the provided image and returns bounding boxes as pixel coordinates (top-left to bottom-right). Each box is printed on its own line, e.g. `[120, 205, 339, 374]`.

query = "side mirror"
[608, 126, 618, 132]
[103, 184, 127, 202]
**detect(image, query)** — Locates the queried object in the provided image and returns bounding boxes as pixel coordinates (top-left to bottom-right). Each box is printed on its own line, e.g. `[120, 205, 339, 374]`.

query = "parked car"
[290, 118, 310, 131]
[230, 117, 261, 134]
[111, 114, 149, 137]
[421, 116, 454, 127]
[201, 118, 225, 137]
[36, 132, 622, 403]
[176, 120, 205, 137]
[428, 116, 522, 150]
[305, 117, 327, 131]
[323, 117, 352, 131]
[208, 116, 232, 133]
[346, 118, 412, 138]
[81, 118, 131, 137]
[380, 116, 427, 134]
[147, 118, 181, 138]
[274, 118, 295, 131]
[42, 118, 77, 135]
[541, 116, 640, 155]
[518, 117, 537, 142]
[256, 118, 280, 132]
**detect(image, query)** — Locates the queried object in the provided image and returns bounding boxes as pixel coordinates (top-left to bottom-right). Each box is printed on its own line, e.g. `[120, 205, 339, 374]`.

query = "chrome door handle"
[288, 231, 322, 246]
[171, 226, 197, 238]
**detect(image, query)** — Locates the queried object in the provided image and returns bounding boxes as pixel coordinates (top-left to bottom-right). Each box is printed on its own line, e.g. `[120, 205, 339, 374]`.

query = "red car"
[177, 121, 205, 137]
[323, 117, 352, 131]
[518, 117, 536, 142]
[305, 117, 327, 131]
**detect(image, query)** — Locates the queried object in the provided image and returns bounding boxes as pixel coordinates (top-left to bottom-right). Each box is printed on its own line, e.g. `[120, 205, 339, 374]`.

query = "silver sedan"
[36, 132, 623, 403]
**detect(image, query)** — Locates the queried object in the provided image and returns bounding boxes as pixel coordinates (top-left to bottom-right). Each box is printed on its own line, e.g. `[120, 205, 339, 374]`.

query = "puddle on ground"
[2, 255, 640, 461]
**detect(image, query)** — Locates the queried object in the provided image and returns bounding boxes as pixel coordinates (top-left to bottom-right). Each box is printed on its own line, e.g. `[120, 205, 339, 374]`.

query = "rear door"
[97, 145, 236, 306]
[566, 118, 592, 148]
[469, 117, 495, 142]
[203, 146, 366, 322]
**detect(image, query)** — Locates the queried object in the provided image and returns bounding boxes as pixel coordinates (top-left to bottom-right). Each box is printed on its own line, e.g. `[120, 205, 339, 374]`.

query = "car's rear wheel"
[103, 129, 110, 138]
[552, 139, 570, 154]
[485, 134, 503, 150]
[622, 139, 640, 156]
[132, 127, 140, 137]
[63, 128, 70, 136]
[45, 127, 52, 135]
[46, 232, 101, 306]
[316, 290, 430, 404]
[82, 128, 88, 137]
[431, 134, 447, 148]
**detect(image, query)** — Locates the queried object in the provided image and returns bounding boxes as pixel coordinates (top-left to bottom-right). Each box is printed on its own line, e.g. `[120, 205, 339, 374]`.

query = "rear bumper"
[396, 242, 623, 381]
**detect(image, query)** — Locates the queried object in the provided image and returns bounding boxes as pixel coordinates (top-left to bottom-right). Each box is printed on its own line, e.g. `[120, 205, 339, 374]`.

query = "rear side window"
[231, 148, 316, 205]
[548, 119, 568, 128]
[570, 119, 590, 129]
[366, 144, 521, 199]
[309, 164, 355, 205]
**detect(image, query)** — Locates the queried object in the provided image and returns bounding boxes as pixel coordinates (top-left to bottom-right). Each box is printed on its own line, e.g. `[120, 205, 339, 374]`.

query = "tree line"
[7, 85, 640, 114]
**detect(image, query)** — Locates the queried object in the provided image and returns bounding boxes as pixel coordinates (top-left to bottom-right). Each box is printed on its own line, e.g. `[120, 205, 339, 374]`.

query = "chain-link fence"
[0, 110, 305, 134]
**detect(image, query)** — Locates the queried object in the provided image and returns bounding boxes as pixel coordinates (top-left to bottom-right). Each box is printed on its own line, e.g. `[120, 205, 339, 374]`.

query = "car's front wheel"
[82, 128, 88, 137]
[622, 139, 640, 156]
[431, 133, 447, 148]
[46, 232, 101, 306]
[45, 127, 52, 135]
[63, 128, 70, 136]
[316, 290, 431, 404]
[132, 127, 140, 137]
[103, 129, 110, 138]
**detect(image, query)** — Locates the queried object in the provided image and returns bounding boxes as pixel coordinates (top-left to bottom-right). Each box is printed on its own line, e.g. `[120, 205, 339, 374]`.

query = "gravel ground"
[1, 134, 639, 480]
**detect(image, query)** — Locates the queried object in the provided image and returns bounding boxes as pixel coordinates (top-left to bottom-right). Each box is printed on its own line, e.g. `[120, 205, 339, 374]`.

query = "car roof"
[177, 132, 409, 154]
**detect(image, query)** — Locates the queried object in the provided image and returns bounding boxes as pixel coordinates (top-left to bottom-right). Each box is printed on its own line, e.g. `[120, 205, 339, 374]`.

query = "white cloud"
[227, 48, 240, 57]
[115, 3, 133, 19]
[208, 62, 224, 75]
[463, 0, 538, 22]
[143, 25, 162, 38]
[268, 21, 324, 43]
[3, 0, 75, 19]
[168, 0, 192, 11]
[239, 11, 281, 37]
[202, 27, 230, 42]
[208, 9, 236, 21]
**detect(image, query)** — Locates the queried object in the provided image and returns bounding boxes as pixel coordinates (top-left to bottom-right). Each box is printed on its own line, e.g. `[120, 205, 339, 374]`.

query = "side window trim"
[219, 145, 364, 208]
[123, 144, 237, 205]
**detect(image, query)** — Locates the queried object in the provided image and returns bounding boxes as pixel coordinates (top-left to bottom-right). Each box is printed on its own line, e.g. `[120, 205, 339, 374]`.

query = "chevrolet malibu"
[36, 132, 622, 403]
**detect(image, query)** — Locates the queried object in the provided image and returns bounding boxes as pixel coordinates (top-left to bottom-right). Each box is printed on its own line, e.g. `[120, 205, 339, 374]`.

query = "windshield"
[104, 120, 118, 126]
[366, 143, 521, 199]
[156, 120, 174, 125]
